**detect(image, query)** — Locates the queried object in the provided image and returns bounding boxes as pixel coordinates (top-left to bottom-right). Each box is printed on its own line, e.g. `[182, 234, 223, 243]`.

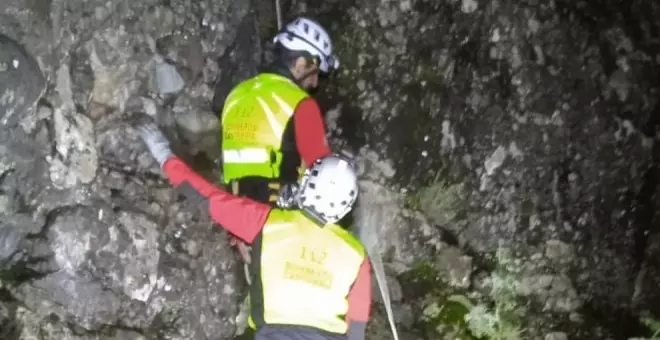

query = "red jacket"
[293, 97, 332, 167]
[161, 156, 371, 339]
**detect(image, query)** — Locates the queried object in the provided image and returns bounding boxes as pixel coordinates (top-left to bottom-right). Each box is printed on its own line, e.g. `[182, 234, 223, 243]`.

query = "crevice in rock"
[211, 10, 261, 114]
[439, 225, 497, 275]
[631, 154, 656, 281]
[581, 302, 649, 339]
[63, 320, 147, 339]
[1, 259, 55, 287]
[0, 288, 21, 340]
[98, 157, 169, 185]
[26, 204, 87, 242]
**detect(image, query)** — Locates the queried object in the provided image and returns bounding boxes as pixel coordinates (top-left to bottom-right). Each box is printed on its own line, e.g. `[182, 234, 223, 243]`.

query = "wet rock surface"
[1, 0, 660, 339]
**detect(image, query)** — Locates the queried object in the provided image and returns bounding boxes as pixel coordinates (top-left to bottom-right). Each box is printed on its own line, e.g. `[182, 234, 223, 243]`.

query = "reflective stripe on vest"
[220, 73, 309, 183]
[248, 209, 366, 334]
[223, 148, 270, 164]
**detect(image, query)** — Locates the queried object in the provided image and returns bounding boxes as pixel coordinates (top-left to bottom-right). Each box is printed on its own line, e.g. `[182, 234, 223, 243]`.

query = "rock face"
[0, 0, 254, 337]
[1, 0, 660, 339]
[291, 0, 660, 339]
[0, 35, 46, 127]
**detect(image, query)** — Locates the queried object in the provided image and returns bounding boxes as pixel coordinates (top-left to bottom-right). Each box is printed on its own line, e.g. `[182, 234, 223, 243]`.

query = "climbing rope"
[275, 0, 283, 30]
[356, 202, 401, 340]
[371, 252, 400, 340]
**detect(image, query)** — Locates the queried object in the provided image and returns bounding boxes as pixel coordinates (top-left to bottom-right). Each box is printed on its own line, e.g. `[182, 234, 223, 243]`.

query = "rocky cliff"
[1, 0, 660, 339]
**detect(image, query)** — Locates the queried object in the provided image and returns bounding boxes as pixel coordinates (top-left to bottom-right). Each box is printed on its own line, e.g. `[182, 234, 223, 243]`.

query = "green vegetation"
[417, 181, 463, 220]
[408, 248, 527, 340]
[0, 265, 33, 288]
[403, 192, 422, 211]
[641, 313, 660, 339]
[421, 294, 476, 339]
[399, 260, 474, 338]
[463, 247, 526, 339]
[404, 177, 464, 218]
[150, 302, 184, 338]
[0, 271, 17, 287]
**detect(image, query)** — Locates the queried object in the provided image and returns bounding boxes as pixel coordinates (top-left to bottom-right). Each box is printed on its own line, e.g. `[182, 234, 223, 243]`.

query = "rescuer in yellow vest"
[215, 17, 341, 265]
[131, 114, 372, 340]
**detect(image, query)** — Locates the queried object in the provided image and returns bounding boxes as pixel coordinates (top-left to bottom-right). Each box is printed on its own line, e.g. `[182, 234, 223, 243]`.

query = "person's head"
[296, 155, 358, 226]
[272, 17, 340, 91]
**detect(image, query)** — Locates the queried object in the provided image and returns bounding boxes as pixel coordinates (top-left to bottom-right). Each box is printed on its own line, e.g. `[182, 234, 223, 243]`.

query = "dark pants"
[255, 325, 347, 340]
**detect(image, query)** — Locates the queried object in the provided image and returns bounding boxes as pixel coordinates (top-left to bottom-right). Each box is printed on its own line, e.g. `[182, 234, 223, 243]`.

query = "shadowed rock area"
[1, 0, 660, 339]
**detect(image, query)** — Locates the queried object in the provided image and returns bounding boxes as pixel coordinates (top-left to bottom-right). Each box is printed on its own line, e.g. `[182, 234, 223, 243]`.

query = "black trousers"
[255, 325, 347, 340]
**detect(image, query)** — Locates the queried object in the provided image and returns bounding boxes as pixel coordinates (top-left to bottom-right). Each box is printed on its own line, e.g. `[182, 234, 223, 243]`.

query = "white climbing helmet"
[297, 155, 358, 225]
[273, 17, 340, 73]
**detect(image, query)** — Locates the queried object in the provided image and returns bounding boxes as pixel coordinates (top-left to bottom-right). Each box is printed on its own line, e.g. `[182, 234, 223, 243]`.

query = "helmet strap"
[291, 58, 321, 93]
[300, 205, 328, 227]
[293, 68, 318, 84]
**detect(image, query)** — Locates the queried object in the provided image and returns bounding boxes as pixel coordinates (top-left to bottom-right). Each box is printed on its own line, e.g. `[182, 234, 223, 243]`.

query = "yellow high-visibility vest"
[220, 73, 309, 183]
[247, 209, 366, 334]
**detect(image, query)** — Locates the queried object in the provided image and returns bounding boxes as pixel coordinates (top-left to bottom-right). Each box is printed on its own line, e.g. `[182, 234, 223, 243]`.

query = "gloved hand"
[129, 113, 173, 167]
[276, 183, 299, 209]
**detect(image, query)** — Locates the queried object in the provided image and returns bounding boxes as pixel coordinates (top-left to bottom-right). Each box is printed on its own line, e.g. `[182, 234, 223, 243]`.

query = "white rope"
[355, 201, 401, 340]
[372, 252, 400, 340]
[275, 0, 283, 30]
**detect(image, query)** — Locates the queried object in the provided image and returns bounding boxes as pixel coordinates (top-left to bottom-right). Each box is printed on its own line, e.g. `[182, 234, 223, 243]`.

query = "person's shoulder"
[265, 207, 297, 220]
[328, 225, 366, 256]
[294, 96, 321, 115]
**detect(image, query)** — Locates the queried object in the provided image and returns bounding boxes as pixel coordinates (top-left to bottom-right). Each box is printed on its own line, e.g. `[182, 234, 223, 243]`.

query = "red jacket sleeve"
[346, 257, 372, 339]
[162, 156, 271, 243]
[293, 98, 332, 167]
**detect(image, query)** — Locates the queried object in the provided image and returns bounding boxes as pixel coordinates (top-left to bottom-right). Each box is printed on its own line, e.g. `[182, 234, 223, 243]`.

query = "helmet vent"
[297, 154, 357, 225]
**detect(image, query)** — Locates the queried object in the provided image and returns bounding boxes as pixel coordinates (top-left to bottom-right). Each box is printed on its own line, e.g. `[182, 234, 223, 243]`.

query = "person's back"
[217, 17, 342, 267]
[132, 117, 372, 340]
[221, 72, 309, 185]
[217, 17, 339, 204]
[249, 208, 366, 339]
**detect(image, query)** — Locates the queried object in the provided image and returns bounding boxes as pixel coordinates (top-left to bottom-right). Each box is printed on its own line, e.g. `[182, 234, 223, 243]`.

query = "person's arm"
[293, 98, 332, 167]
[162, 156, 271, 244]
[346, 257, 372, 340]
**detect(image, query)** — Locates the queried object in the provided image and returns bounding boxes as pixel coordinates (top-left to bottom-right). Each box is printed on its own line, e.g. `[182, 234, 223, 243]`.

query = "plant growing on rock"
[460, 247, 526, 339]
[150, 302, 184, 338]
[640, 313, 660, 339]
[420, 247, 526, 339]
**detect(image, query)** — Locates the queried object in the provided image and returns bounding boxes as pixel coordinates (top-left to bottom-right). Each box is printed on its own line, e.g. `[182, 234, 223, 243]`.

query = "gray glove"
[131, 114, 173, 167]
[276, 183, 299, 209]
